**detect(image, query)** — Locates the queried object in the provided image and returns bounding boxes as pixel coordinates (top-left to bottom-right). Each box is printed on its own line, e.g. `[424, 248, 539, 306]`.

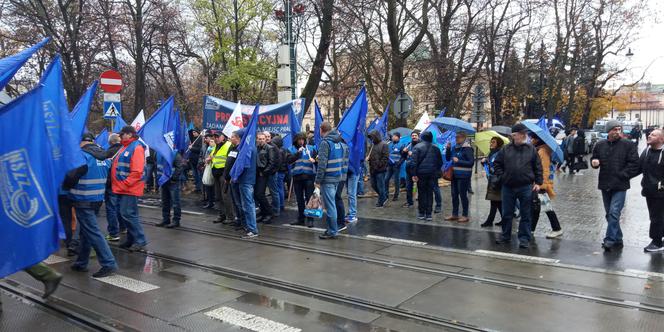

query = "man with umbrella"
[493, 123, 543, 249]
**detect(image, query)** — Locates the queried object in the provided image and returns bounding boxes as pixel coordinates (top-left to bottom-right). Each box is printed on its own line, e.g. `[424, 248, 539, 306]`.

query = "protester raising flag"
[222, 101, 244, 138]
[69, 81, 98, 138]
[314, 100, 324, 146]
[0, 38, 49, 90]
[337, 86, 368, 174]
[95, 128, 110, 150]
[138, 96, 177, 186]
[231, 104, 260, 182]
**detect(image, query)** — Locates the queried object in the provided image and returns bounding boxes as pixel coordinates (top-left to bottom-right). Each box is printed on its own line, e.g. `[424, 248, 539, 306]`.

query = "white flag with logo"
[222, 101, 244, 138]
[131, 110, 150, 157]
[414, 112, 431, 131]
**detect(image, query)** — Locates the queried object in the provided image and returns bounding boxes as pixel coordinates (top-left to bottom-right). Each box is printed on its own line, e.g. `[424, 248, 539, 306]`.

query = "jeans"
[145, 163, 156, 191]
[501, 185, 533, 244]
[58, 195, 78, 249]
[646, 197, 664, 246]
[417, 175, 435, 216]
[255, 175, 273, 217]
[433, 183, 442, 209]
[73, 207, 118, 270]
[601, 190, 626, 245]
[405, 170, 415, 205]
[451, 178, 470, 217]
[276, 172, 286, 211]
[346, 172, 359, 218]
[105, 191, 126, 236]
[370, 171, 387, 205]
[118, 194, 147, 246]
[161, 180, 182, 225]
[239, 183, 258, 234]
[385, 164, 401, 199]
[293, 177, 314, 222]
[357, 166, 366, 195]
[335, 180, 346, 227]
[321, 183, 339, 235]
[268, 174, 281, 216]
[230, 183, 244, 225]
[189, 159, 202, 191]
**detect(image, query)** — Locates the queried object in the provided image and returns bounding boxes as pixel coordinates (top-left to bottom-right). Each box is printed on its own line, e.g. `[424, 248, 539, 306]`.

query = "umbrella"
[475, 130, 510, 155]
[431, 117, 476, 134]
[388, 127, 412, 138]
[521, 121, 564, 163]
[490, 125, 512, 137]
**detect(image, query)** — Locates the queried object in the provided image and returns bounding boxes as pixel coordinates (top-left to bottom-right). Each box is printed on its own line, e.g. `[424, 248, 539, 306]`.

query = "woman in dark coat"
[481, 137, 504, 227]
[571, 129, 588, 173]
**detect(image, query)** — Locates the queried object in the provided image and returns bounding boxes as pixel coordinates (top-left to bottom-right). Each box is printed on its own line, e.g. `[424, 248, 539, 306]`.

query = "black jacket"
[638, 147, 664, 198]
[408, 132, 443, 176]
[572, 131, 587, 155]
[257, 143, 278, 176]
[493, 143, 543, 188]
[223, 144, 239, 182]
[272, 136, 290, 173]
[591, 138, 639, 191]
[368, 130, 389, 173]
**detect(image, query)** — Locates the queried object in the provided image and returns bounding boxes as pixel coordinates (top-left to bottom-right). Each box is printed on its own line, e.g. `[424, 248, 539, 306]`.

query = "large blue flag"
[113, 115, 127, 133]
[0, 38, 49, 91]
[230, 104, 259, 182]
[95, 128, 109, 150]
[337, 86, 368, 173]
[314, 100, 323, 146]
[69, 81, 98, 138]
[139, 96, 177, 186]
[375, 104, 389, 139]
[0, 79, 62, 278]
[175, 111, 189, 153]
[282, 108, 301, 149]
[39, 55, 86, 185]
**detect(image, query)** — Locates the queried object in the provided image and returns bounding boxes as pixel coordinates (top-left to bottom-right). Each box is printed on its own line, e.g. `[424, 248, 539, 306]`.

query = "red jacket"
[111, 138, 146, 196]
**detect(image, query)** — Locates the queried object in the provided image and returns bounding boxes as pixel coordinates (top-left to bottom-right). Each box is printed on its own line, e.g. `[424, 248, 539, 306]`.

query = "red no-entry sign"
[100, 70, 122, 93]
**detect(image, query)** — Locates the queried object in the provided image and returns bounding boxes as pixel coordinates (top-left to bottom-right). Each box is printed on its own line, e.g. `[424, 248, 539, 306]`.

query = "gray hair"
[108, 133, 121, 144]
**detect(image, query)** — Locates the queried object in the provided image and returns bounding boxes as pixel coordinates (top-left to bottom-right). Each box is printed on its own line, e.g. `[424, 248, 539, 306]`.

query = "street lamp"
[626, 48, 634, 58]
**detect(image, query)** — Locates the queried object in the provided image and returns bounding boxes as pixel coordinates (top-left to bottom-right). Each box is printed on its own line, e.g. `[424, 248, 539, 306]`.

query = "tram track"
[0, 279, 130, 332]
[135, 214, 664, 316]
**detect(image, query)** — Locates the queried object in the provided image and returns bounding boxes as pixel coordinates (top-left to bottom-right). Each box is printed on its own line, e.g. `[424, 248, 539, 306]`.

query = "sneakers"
[546, 230, 564, 239]
[127, 244, 146, 252]
[346, 216, 358, 224]
[118, 241, 132, 249]
[644, 242, 664, 253]
[242, 232, 258, 239]
[433, 207, 442, 214]
[155, 222, 169, 227]
[417, 214, 425, 220]
[319, 233, 337, 240]
[480, 221, 493, 228]
[105, 234, 120, 242]
[495, 238, 511, 245]
[495, 221, 505, 227]
[519, 242, 530, 249]
[425, 215, 433, 221]
[338, 225, 348, 232]
[402, 202, 413, 208]
[92, 266, 117, 278]
[166, 223, 180, 229]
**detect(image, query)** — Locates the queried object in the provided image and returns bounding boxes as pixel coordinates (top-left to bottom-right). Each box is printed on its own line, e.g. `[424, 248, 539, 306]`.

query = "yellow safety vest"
[212, 141, 231, 169]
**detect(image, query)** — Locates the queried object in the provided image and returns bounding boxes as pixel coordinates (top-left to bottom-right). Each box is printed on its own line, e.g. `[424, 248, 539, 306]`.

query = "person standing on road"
[636, 129, 664, 252]
[201, 132, 216, 209]
[187, 129, 203, 193]
[562, 128, 577, 173]
[402, 131, 420, 208]
[288, 133, 317, 227]
[211, 133, 234, 224]
[367, 130, 389, 207]
[445, 132, 474, 223]
[571, 129, 588, 173]
[67, 133, 118, 277]
[264, 132, 283, 217]
[272, 135, 290, 214]
[334, 136, 350, 232]
[409, 131, 443, 221]
[223, 132, 244, 231]
[111, 126, 148, 252]
[386, 132, 405, 201]
[315, 122, 346, 239]
[104, 133, 126, 241]
[590, 120, 640, 252]
[155, 152, 185, 228]
[231, 128, 259, 238]
[255, 132, 278, 223]
[529, 133, 564, 239]
[493, 123, 543, 249]
[480, 137, 504, 228]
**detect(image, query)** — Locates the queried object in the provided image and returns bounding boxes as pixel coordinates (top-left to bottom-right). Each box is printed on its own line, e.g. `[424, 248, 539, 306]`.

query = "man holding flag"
[112, 126, 148, 252]
[230, 105, 260, 238]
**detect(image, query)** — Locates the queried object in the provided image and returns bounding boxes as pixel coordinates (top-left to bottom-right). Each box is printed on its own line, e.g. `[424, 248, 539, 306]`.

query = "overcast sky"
[623, 7, 664, 85]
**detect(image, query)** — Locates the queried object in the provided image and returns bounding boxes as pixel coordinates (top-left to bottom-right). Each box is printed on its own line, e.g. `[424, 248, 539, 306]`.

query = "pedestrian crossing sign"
[103, 101, 121, 119]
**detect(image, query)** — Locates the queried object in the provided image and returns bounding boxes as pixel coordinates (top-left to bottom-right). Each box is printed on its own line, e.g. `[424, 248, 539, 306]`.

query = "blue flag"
[314, 100, 323, 146]
[337, 86, 368, 173]
[39, 55, 86, 185]
[231, 104, 259, 182]
[536, 115, 547, 130]
[69, 81, 98, 138]
[0, 38, 49, 91]
[138, 96, 176, 186]
[282, 108, 301, 149]
[113, 115, 127, 133]
[424, 124, 456, 171]
[175, 111, 189, 153]
[95, 128, 109, 149]
[0, 79, 63, 278]
[375, 104, 389, 139]
[437, 107, 447, 119]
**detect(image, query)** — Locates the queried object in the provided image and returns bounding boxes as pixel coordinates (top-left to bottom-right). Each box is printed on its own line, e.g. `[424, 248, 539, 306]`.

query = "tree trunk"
[299, 0, 334, 115]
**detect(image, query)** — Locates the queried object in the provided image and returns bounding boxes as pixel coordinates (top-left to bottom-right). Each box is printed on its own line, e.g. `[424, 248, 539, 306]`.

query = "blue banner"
[337, 87, 368, 173]
[95, 128, 109, 150]
[0, 38, 49, 91]
[202, 96, 304, 139]
[70, 81, 98, 138]
[314, 100, 323, 146]
[231, 104, 260, 182]
[139, 96, 176, 186]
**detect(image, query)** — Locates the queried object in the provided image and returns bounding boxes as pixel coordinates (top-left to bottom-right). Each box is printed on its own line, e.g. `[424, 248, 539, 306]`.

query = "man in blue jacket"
[315, 122, 348, 239]
[408, 131, 443, 221]
[232, 128, 259, 238]
[386, 132, 405, 201]
[445, 132, 475, 223]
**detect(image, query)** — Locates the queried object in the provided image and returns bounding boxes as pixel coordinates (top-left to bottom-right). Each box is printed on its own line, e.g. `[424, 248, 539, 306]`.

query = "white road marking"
[93, 274, 160, 293]
[624, 269, 664, 279]
[138, 204, 204, 215]
[365, 235, 427, 246]
[43, 255, 69, 265]
[205, 306, 301, 332]
[475, 250, 560, 264]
